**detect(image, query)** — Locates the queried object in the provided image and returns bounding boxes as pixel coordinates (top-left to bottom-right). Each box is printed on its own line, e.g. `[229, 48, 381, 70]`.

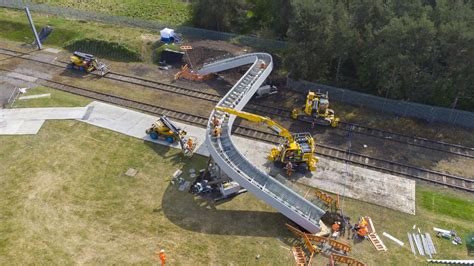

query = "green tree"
[358, 15, 436, 100]
[429, 0, 474, 109]
[329, 1, 358, 82]
[285, 0, 334, 81]
[191, 0, 247, 32]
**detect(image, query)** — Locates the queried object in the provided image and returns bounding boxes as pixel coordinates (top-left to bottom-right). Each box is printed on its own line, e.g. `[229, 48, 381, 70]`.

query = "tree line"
[191, 0, 474, 112]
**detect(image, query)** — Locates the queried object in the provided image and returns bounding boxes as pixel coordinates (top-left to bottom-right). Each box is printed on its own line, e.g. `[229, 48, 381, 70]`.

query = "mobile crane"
[291, 91, 339, 127]
[215, 106, 319, 173]
[145, 115, 197, 157]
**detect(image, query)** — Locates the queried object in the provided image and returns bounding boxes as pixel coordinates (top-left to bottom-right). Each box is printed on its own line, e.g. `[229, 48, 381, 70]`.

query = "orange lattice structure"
[174, 64, 214, 81]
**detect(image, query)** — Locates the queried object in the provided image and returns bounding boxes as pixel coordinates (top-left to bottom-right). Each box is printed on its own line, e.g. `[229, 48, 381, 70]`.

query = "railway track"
[1, 47, 473, 159]
[2, 71, 472, 192]
[232, 125, 473, 192]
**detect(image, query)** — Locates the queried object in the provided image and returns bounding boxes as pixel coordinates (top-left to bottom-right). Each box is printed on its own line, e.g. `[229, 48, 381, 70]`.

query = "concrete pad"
[232, 137, 416, 215]
[43, 48, 61, 54]
[6, 72, 38, 82]
[0, 107, 87, 120]
[0, 119, 44, 134]
[19, 93, 51, 100]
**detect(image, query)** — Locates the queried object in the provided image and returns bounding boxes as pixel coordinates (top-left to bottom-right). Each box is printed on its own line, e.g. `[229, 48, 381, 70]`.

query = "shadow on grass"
[161, 181, 290, 237]
[143, 140, 181, 161]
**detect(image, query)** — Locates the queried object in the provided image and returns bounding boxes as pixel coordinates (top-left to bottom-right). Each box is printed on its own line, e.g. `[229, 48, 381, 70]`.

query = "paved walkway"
[0, 101, 415, 214]
[0, 107, 88, 134]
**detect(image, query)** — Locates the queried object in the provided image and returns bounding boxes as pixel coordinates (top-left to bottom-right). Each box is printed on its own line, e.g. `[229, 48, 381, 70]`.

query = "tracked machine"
[68, 51, 110, 76]
[291, 91, 339, 127]
[145, 115, 197, 157]
[215, 106, 319, 173]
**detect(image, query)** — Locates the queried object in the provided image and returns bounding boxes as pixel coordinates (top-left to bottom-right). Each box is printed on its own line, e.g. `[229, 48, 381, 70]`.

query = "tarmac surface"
[0, 101, 416, 214]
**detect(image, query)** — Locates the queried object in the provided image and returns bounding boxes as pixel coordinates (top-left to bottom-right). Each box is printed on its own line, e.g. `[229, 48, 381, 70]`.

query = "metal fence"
[0, 0, 287, 51]
[288, 78, 474, 128]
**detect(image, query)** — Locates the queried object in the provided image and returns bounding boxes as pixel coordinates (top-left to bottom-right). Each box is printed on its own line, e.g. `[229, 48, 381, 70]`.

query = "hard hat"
[160, 249, 165, 253]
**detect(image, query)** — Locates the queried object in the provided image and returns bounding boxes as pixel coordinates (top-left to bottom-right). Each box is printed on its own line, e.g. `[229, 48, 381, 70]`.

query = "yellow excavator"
[215, 106, 319, 173]
[145, 115, 197, 157]
[68, 51, 109, 76]
[291, 91, 339, 127]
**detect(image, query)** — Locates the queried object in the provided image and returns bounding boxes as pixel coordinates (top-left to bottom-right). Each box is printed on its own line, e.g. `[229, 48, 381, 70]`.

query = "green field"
[0, 8, 159, 61]
[0, 88, 473, 264]
[12, 86, 91, 108]
[32, 0, 191, 25]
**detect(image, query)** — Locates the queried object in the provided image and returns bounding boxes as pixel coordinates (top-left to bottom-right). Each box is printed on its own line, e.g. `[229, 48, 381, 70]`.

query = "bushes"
[152, 42, 181, 64]
[64, 38, 142, 62]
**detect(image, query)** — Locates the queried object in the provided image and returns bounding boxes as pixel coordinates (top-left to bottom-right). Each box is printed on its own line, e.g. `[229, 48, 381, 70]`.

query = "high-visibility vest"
[159, 251, 166, 264]
[358, 227, 367, 236]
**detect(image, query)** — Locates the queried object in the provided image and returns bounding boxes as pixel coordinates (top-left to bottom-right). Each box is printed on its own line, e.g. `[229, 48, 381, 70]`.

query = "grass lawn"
[0, 88, 473, 264]
[32, 0, 191, 26]
[0, 8, 161, 62]
[12, 86, 91, 108]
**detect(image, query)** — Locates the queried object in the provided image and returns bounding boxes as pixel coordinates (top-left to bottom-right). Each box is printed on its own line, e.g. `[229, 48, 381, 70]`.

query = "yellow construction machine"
[68, 51, 109, 76]
[291, 91, 339, 127]
[215, 106, 319, 173]
[146, 115, 197, 157]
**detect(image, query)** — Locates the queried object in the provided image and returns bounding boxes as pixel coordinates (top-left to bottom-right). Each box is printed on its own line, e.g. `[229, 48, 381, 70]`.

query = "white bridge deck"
[199, 53, 325, 233]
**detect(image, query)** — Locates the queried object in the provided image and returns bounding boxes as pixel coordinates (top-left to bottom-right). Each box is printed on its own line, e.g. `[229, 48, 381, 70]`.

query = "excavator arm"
[215, 106, 294, 142]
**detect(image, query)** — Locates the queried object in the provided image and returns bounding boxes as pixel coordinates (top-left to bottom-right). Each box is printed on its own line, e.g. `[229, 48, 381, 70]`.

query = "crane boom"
[215, 106, 294, 142]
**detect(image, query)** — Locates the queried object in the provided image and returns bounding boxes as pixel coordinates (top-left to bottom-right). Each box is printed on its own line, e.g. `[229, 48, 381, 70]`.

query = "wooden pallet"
[368, 232, 387, 251]
[292, 246, 307, 266]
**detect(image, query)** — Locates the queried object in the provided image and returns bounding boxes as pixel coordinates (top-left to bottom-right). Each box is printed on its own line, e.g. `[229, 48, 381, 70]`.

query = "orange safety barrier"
[330, 253, 366, 266]
[314, 190, 339, 210]
[305, 233, 329, 244]
[291, 246, 307, 266]
[306, 233, 351, 253]
[285, 223, 305, 238]
[303, 234, 317, 255]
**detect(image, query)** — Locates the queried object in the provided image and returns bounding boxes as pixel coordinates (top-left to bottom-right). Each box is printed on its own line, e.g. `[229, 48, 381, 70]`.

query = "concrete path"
[81, 101, 210, 156]
[0, 107, 88, 135]
[0, 101, 415, 214]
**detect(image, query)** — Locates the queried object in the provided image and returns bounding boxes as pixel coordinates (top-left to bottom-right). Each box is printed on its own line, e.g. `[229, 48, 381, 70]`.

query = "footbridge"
[199, 53, 325, 233]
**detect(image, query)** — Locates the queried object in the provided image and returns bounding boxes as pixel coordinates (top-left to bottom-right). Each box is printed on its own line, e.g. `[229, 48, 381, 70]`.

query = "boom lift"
[145, 115, 197, 157]
[68, 51, 110, 76]
[215, 106, 319, 173]
[291, 91, 339, 127]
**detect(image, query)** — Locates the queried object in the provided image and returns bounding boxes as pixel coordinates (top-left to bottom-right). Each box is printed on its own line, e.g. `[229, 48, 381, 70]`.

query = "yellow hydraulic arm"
[215, 106, 294, 142]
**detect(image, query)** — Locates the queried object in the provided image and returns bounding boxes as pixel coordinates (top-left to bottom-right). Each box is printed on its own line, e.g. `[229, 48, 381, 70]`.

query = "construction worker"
[357, 226, 368, 239]
[286, 161, 293, 177]
[187, 138, 194, 150]
[212, 115, 220, 127]
[159, 249, 166, 265]
[332, 221, 341, 239]
[213, 125, 221, 137]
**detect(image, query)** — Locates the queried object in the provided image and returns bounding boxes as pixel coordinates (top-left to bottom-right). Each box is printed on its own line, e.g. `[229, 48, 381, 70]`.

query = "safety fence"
[0, 0, 287, 51]
[288, 78, 474, 128]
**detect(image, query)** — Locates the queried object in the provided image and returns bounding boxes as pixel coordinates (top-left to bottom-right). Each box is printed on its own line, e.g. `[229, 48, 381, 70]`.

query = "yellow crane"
[215, 106, 319, 173]
[291, 91, 339, 127]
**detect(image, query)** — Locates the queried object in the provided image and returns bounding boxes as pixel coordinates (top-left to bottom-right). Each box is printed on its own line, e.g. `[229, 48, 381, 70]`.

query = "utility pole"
[25, 7, 42, 50]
